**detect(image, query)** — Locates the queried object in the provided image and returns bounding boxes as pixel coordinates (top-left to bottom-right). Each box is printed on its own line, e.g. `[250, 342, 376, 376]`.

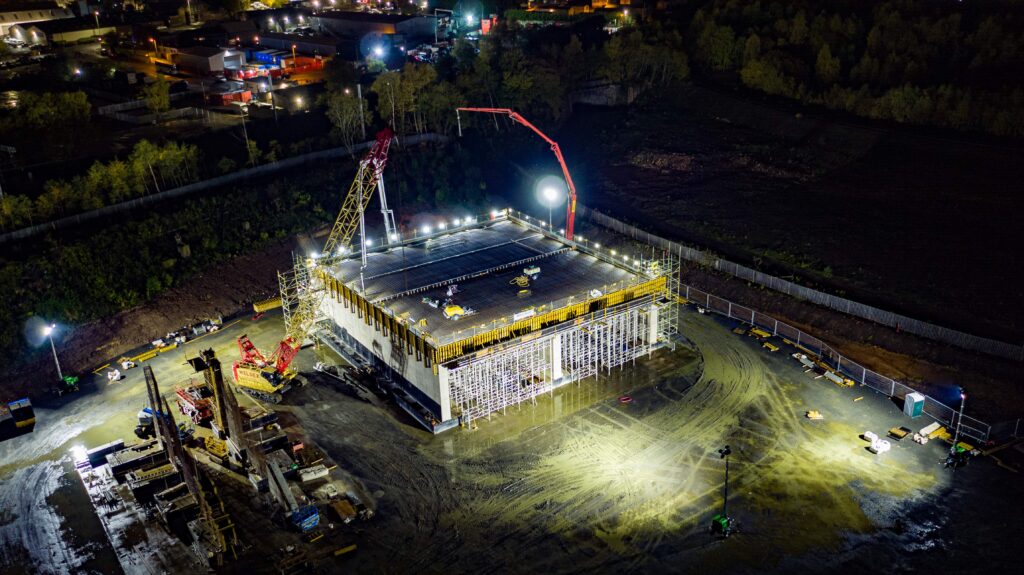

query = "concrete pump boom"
[456, 107, 578, 240]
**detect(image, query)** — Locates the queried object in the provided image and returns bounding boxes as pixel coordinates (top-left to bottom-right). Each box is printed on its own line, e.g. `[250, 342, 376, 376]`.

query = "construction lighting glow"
[611, 250, 617, 256]
[365, 239, 373, 246]
[389, 233, 398, 241]
[490, 210, 499, 218]
[466, 13, 474, 24]
[543, 187, 559, 203]
[453, 218, 461, 226]
[373, 46, 385, 57]
[594, 243, 601, 248]
[422, 225, 432, 234]
[311, 251, 320, 259]
[439, 223, 447, 230]
[43, 324, 55, 336]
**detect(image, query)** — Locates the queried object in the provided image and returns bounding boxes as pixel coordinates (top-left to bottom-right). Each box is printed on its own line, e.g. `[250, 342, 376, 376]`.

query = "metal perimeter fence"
[577, 206, 1024, 362]
[682, 283, 995, 443]
[577, 206, 1023, 443]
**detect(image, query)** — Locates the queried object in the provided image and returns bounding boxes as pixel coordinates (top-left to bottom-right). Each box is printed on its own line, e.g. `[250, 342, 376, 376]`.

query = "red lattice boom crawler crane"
[456, 107, 578, 240]
[236, 128, 395, 403]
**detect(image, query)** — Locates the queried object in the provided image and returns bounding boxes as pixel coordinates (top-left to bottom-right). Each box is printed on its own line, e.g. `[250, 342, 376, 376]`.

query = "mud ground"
[292, 310, 1024, 574]
[2, 306, 1021, 574]
[565, 84, 1023, 344]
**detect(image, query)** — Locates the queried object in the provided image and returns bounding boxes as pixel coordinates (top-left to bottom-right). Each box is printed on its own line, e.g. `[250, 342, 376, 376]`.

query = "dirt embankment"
[683, 265, 1023, 424]
[6, 238, 297, 401]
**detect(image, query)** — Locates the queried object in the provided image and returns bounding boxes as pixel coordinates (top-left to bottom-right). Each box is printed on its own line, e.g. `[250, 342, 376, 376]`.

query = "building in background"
[0, 2, 74, 38]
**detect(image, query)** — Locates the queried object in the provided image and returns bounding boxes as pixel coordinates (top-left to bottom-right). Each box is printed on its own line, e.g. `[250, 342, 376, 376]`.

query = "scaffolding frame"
[657, 247, 681, 348]
[448, 296, 665, 425]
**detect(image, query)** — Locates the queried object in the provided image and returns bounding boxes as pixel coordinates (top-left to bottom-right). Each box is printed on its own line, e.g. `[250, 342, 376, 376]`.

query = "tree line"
[322, 22, 690, 144]
[0, 140, 199, 231]
[689, 0, 1024, 136]
[0, 91, 90, 131]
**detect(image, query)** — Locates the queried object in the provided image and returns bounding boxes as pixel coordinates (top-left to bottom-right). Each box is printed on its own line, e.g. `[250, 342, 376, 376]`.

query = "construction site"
[3, 108, 1022, 575]
[278, 111, 681, 433]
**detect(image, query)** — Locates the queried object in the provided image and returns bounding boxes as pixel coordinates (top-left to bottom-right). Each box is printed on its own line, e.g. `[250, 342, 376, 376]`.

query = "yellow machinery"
[252, 128, 392, 405]
[231, 361, 292, 404]
[443, 305, 466, 320]
[284, 128, 394, 346]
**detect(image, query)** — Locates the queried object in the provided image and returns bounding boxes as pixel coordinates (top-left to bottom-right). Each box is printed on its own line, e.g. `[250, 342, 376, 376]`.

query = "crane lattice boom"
[285, 127, 394, 345]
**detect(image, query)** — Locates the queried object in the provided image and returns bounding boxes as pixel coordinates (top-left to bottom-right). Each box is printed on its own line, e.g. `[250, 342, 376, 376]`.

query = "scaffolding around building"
[447, 292, 675, 425]
[280, 208, 681, 429]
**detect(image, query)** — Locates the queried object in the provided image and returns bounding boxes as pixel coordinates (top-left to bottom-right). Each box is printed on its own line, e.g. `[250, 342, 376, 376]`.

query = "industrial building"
[291, 211, 679, 432]
[310, 11, 435, 40]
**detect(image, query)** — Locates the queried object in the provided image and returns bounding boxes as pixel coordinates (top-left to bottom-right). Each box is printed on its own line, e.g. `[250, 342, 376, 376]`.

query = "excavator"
[232, 128, 394, 403]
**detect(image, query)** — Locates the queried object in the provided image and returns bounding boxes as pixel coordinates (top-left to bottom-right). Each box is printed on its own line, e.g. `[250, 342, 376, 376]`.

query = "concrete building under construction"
[285, 210, 679, 432]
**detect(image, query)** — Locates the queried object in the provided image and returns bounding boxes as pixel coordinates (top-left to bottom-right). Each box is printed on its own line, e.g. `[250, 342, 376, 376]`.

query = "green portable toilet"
[904, 392, 925, 418]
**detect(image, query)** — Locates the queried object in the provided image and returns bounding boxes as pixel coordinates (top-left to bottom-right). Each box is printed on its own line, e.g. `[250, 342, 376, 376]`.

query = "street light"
[373, 45, 385, 58]
[148, 36, 159, 57]
[93, 10, 100, 34]
[291, 44, 298, 67]
[43, 324, 63, 381]
[951, 387, 967, 455]
[712, 445, 734, 537]
[542, 186, 560, 228]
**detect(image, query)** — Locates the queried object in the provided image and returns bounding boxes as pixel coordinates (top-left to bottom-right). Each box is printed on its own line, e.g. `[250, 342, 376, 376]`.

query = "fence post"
[727, 302, 732, 319]
[890, 380, 895, 396]
[1016, 418, 1021, 438]
[773, 319, 778, 336]
[837, 356, 842, 372]
[862, 366, 867, 384]
[706, 292, 710, 309]
[796, 330, 801, 347]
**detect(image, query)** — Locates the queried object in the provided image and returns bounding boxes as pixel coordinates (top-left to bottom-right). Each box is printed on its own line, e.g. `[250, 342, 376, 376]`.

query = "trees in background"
[143, 78, 171, 114]
[0, 140, 198, 230]
[0, 91, 90, 131]
[690, 0, 1024, 136]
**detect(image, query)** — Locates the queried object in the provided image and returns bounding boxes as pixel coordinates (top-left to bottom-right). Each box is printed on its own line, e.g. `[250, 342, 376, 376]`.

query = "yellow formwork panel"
[253, 296, 283, 313]
[434, 276, 667, 363]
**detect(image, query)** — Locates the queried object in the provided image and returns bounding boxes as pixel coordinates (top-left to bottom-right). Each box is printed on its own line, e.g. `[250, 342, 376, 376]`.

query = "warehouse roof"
[330, 217, 643, 343]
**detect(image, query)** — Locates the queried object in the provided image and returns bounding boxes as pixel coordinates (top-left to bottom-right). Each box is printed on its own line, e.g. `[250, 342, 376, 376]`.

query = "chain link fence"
[577, 206, 1023, 362]
[682, 283, 993, 443]
[571, 206, 1012, 442]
